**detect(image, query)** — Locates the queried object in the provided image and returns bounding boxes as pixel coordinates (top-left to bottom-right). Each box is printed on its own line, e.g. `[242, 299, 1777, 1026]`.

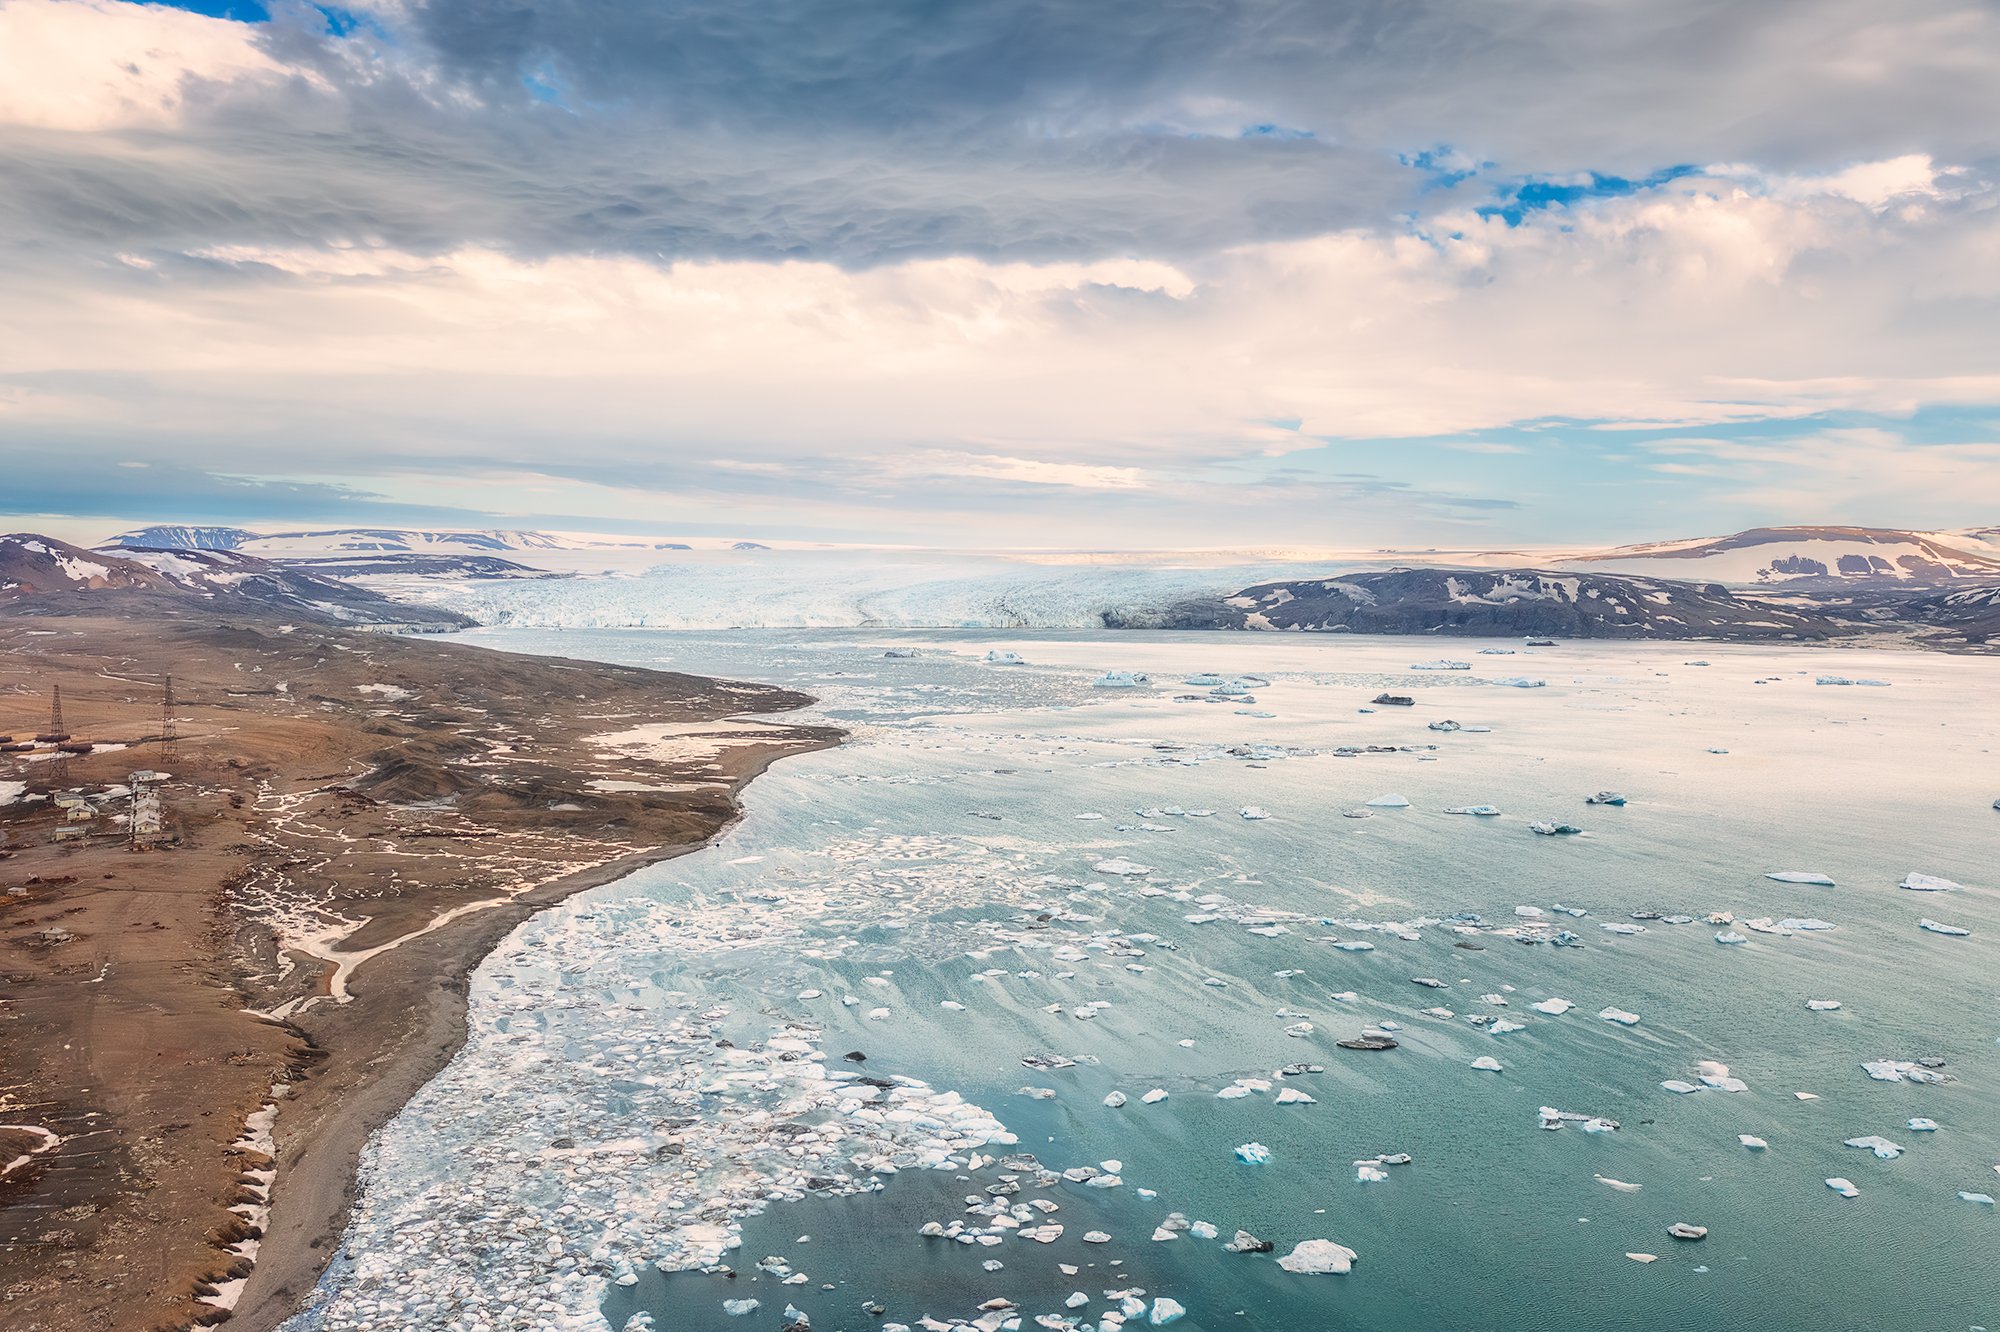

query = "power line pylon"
[159, 673, 178, 767]
[46, 685, 69, 788]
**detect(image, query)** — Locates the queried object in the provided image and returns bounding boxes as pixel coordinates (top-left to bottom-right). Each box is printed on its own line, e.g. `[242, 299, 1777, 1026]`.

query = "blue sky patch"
[143, 0, 271, 21]
[1479, 165, 1702, 225]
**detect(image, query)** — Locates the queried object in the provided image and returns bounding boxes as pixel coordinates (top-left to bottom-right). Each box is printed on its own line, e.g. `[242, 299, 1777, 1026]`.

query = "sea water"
[286, 630, 1999, 1332]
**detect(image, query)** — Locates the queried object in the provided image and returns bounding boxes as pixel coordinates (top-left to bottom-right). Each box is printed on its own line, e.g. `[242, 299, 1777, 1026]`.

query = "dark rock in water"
[1918, 1057, 1948, 1068]
[843, 1050, 867, 1062]
[1338, 1033, 1399, 1051]
[782, 1319, 810, 1332]
[855, 1075, 896, 1089]
[1372, 693, 1416, 706]
[1224, 1230, 1275, 1253]
[1453, 941, 1486, 951]
[862, 1300, 887, 1316]
[549, 1137, 575, 1149]
[1668, 1223, 1709, 1241]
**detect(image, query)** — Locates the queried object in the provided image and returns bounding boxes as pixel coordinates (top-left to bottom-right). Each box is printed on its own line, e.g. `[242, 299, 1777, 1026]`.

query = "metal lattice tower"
[46, 685, 69, 788]
[160, 673, 177, 766]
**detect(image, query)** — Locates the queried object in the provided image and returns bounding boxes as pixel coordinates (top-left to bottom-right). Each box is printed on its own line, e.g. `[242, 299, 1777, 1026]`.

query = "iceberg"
[1917, 919, 1971, 936]
[1597, 1007, 1641, 1026]
[1844, 1135, 1903, 1159]
[1470, 1056, 1502, 1072]
[1234, 1142, 1272, 1165]
[1365, 793, 1411, 808]
[1529, 821, 1583, 835]
[1531, 997, 1573, 1015]
[1094, 670, 1151, 688]
[1585, 791, 1627, 805]
[1765, 872, 1835, 886]
[1444, 804, 1502, 816]
[1806, 999, 1841, 1011]
[1410, 660, 1471, 671]
[1960, 1192, 1997, 1206]
[1898, 873, 1961, 892]
[1906, 1118, 1938, 1132]
[984, 650, 1025, 665]
[1738, 1135, 1768, 1150]
[1277, 1239, 1357, 1275]
[1093, 858, 1153, 876]
[1714, 931, 1747, 945]
[1239, 806, 1272, 820]
[1825, 1178, 1860, 1198]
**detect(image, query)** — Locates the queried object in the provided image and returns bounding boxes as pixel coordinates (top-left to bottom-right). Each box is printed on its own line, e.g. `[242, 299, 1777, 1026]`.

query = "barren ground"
[0, 616, 837, 1330]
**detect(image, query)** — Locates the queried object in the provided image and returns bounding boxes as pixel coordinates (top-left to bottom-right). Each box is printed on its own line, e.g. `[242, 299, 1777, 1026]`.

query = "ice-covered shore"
[287, 899, 1017, 1330]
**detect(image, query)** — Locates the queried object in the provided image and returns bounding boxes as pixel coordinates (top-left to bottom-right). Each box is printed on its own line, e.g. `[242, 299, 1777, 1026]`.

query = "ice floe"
[1276, 1239, 1357, 1275]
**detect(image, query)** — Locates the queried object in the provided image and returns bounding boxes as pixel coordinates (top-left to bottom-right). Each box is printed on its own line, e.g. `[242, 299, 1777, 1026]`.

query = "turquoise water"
[289, 630, 1999, 1332]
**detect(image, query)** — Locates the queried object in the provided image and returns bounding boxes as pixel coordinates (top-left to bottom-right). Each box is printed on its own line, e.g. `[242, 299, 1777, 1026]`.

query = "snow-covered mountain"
[1157, 567, 1843, 639]
[1, 535, 468, 627]
[105, 524, 263, 551]
[1, 533, 181, 594]
[100, 526, 724, 578]
[1948, 526, 2000, 557]
[1559, 526, 2000, 586]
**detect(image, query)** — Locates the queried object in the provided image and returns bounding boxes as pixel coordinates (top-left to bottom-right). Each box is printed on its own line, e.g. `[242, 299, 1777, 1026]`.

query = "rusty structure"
[44, 685, 69, 789]
[159, 673, 177, 767]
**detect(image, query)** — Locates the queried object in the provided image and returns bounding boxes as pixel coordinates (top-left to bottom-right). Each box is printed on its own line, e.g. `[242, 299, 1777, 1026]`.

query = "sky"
[1, 0, 1998, 550]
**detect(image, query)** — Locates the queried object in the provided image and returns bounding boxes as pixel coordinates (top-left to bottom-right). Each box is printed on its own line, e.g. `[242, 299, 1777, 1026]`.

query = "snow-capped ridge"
[1560, 526, 2000, 586]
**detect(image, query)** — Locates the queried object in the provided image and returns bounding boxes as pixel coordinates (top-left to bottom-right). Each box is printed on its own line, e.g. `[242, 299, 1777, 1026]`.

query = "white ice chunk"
[1278, 1239, 1357, 1274]
[1844, 1135, 1903, 1160]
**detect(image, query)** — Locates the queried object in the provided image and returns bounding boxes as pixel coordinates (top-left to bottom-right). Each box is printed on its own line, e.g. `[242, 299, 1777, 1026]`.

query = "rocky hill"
[0, 535, 469, 628]
[1140, 567, 1845, 639]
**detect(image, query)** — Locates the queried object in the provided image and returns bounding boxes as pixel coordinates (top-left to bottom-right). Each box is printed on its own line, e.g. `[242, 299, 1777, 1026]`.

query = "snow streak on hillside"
[408, 553, 1321, 630]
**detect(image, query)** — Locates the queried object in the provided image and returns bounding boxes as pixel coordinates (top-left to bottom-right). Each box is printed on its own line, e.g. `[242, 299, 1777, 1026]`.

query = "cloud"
[2, 1, 1999, 544]
[0, 0, 303, 132]
[1637, 427, 2000, 526]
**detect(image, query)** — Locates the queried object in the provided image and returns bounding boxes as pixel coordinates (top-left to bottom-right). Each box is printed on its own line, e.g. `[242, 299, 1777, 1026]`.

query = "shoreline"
[0, 616, 839, 1332]
[232, 736, 837, 1332]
